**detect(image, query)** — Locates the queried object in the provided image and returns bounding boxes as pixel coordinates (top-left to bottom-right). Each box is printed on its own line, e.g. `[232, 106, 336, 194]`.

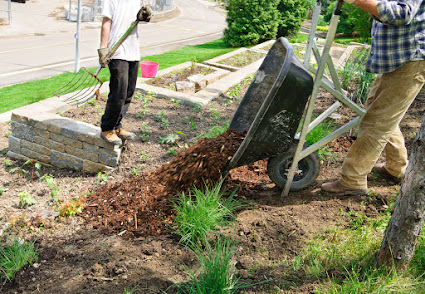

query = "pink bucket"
[140, 60, 159, 78]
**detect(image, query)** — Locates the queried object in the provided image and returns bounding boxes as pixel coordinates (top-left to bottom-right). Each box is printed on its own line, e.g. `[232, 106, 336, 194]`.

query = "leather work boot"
[321, 180, 368, 196]
[116, 128, 136, 141]
[101, 130, 122, 145]
[372, 163, 402, 183]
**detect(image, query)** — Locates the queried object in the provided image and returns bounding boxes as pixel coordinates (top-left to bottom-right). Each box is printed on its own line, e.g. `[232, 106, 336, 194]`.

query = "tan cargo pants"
[339, 60, 425, 190]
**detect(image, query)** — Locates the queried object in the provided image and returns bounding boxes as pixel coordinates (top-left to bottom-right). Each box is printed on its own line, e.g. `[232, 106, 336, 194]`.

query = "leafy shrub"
[276, 0, 312, 38]
[324, 2, 372, 42]
[224, 0, 280, 47]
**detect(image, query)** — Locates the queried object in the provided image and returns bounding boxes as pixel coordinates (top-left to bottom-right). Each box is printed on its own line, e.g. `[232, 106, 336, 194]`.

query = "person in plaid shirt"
[322, 0, 425, 195]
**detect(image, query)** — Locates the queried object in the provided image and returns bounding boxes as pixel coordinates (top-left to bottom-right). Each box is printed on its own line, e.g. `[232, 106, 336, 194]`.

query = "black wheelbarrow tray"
[225, 37, 320, 191]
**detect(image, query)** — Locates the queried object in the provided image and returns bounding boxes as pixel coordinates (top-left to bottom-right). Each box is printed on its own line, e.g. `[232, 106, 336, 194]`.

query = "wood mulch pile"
[82, 130, 246, 238]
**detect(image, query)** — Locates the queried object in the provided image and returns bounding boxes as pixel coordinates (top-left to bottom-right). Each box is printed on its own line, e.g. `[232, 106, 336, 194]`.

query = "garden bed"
[204, 48, 267, 72]
[0, 44, 425, 292]
[140, 62, 230, 95]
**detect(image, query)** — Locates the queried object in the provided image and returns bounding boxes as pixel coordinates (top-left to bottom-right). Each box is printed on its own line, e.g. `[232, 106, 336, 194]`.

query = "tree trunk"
[377, 115, 425, 271]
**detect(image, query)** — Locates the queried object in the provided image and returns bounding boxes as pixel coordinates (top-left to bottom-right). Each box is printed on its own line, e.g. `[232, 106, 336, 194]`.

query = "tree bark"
[377, 115, 425, 271]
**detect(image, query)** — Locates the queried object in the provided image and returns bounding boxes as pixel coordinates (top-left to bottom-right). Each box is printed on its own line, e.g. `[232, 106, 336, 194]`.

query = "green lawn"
[0, 34, 364, 115]
[0, 38, 237, 114]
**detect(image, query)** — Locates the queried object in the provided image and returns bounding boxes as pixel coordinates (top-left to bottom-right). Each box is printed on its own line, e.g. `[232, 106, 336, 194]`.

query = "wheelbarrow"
[225, 37, 320, 191]
[226, 0, 367, 194]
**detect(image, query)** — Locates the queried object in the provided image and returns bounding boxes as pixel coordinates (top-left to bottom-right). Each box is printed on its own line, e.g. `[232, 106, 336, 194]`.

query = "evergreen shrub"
[224, 0, 280, 47]
[276, 0, 312, 38]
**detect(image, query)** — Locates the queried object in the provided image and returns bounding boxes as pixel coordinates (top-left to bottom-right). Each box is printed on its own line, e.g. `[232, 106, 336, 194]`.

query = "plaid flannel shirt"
[367, 0, 425, 73]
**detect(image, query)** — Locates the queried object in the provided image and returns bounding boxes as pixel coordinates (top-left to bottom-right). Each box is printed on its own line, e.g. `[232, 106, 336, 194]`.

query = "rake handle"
[107, 19, 140, 61]
[95, 19, 140, 76]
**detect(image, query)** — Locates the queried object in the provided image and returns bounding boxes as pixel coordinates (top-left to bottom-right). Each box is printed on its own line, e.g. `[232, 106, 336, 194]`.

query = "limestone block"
[51, 150, 84, 171]
[47, 117, 75, 134]
[11, 121, 34, 142]
[50, 133, 83, 149]
[8, 136, 21, 152]
[83, 160, 112, 174]
[83, 142, 100, 153]
[60, 120, 100, 144]
[187, 74, 207, 91]
[21, 140, 50, 155]
[35, 136, 65, 153]
[21, 148, 50, 164]
[175, 81, 196, 94]
[35, 128, 50, 139]
[65, 145, 98, 162]
[99, 147, 122, 167]
[6, 151, 29, 162]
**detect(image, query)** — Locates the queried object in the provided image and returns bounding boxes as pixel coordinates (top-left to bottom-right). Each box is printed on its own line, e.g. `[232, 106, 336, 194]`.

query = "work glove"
[137, 5, 152, 22]
[97, 47, 110, 68]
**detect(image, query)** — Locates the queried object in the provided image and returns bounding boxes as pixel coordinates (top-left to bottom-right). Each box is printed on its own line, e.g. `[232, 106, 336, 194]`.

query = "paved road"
[0, 0, 226, 88]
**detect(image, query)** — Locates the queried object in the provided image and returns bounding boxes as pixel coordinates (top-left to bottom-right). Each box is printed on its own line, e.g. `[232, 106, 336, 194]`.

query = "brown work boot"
[372, 163, 402, 183]
[321, 180, 368, 196]
[101, 130, 122, 145]
[115, 128, 136, 141]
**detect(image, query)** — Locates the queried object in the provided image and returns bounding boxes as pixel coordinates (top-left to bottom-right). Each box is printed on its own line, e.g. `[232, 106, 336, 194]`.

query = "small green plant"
[123, 284, 140, 294]
[4, 158, 12, 167]
[131, 168, 141, 175]
[136, 96, 153, 118]
[41, 174, 60, 201]
[139, 122, 151, 142]
[192, 103, 203, 113]
[169, 98, 182, 109]
[167, 148, 177, 156]
[96, 172, 108, 185]
[139, 151, 149, 162]
[0, 237, 38, 283]
[159, 133, 180, 145]
[190, 122, 197, 131]
[18, 192, 37, 208]
[190, 56, 197, 73]
[209, 108, 221, 124]
[58, 197, 84, 217]
[0, 187, 5, 196]
[155, 110, 170, 129]
[155, 110, 166, 122]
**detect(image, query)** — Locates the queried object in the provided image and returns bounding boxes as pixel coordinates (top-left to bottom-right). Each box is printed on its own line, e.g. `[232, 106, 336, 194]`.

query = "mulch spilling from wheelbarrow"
[82, 130, 246, 238]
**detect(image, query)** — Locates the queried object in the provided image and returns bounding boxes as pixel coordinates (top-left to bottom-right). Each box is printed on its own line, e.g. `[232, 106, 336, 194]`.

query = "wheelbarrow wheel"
[267, 145, 320, 191]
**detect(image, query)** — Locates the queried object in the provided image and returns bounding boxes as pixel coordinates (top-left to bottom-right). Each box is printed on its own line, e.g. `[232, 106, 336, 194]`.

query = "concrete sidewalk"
[0, 0, 226, 87]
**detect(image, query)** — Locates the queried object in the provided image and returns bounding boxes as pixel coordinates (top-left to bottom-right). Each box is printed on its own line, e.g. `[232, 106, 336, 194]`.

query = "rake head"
[54, 67, 103, 106]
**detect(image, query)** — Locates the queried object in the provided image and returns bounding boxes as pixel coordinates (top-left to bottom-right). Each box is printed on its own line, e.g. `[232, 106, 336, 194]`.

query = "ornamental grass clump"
[172, 180, 246, 246]
[0, 237, 38, 283]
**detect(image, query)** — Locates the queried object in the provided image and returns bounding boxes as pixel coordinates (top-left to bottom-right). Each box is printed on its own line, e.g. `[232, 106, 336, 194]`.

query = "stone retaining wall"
[7, 109, 121, 174]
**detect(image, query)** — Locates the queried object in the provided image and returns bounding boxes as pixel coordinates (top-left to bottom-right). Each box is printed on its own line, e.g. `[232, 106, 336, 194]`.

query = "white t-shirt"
[102, 0, 140, 61]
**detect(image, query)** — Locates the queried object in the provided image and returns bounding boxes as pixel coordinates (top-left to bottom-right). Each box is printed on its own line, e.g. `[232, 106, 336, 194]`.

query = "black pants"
[101, 59, 139, 132]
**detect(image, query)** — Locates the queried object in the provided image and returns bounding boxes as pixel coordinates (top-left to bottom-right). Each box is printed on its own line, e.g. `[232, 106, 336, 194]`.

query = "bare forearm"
[352, 0, 379, 18]
[100, 17, 112, 48]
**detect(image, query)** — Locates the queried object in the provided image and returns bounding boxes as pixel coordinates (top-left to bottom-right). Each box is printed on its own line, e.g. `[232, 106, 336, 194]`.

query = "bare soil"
[0, 74, 424, 292]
